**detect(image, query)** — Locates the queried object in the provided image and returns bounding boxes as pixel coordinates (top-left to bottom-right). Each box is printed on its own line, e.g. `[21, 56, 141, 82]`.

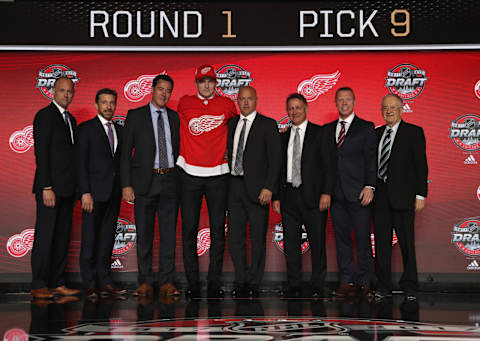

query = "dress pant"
[80, 193, 121, 288]
[282, 185, 327, 290]
[373, 180, 418, 293]
[31, 193, 74, 289]
[180, 171, 228, 286]
[134, 171, 179, 285]
[227, 176, 269, 287]
[331, 188, 372, 286]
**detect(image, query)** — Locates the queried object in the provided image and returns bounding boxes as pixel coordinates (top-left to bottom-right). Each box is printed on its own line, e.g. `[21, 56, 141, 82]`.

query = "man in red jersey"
[177, 64, 238, 298]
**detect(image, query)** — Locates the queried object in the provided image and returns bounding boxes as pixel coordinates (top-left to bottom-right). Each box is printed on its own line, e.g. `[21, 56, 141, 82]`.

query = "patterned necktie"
[233, 118, 247, 175]
[157, 110, 169, 168]
[378, 128, 393, 180]
[106, 122, 115, 156]
[292, 127, 302, 187]
[337, 121, 346, 148]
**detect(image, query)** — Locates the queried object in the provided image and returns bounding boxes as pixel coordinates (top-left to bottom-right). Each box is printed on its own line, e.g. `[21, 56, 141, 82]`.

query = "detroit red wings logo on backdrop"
[297, 71, 340, 102]
[197, 227, 211, 256]
[124, 72, 166, 102]
[188, 114, 224, 135]
[6, 228, 34, 258]
[9, 125, 33, 153]
[36, 64, 79, 100]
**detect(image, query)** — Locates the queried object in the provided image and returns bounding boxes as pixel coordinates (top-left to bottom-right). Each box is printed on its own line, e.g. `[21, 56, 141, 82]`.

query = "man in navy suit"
[373, 94, 428, 301]
[121, 74, 180, 298]
[324, 87, 377, 298]
[77, 88, 126, 298]
[31, 77, 80, 299]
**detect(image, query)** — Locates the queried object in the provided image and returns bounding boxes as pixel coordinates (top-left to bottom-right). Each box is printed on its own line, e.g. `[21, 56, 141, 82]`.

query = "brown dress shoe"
[133, 283, 153, 297]
[159, 282, 180, 296]
[51, 285, 80, 296]
[31, 288, 54, 299]
[99, 284, 127, 296]
[333, 283, 356, 297]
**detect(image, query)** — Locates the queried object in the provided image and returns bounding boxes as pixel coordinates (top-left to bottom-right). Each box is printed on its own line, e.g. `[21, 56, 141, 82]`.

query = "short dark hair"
[286, 93, 308, 107]
[335, 87, 355, 100]
[95, 88, 118, 103]
[152, 74, 174, 89]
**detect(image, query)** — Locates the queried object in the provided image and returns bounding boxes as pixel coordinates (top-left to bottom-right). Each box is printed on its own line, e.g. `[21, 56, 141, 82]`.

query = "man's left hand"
[258, 188, 273, 205]
[359, 187, 374, 206]
[319, 194, 331, 211]
[415, 198, 425, 212]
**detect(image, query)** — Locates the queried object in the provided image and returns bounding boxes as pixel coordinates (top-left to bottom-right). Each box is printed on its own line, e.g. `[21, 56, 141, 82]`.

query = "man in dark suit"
[227, 86, 282, 297]
[373, 94, 428, 301]
[77, 88, 126, 298]
[121, 74, 180, 298]
[324, 87, 377, 298]
[272, 93, 335, 298]
[31, 77, 80, 299]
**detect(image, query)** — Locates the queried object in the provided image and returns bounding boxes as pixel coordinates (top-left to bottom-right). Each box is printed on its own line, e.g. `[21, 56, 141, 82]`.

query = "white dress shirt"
[287, 120, 308, 183]
[97, 114, 118, 153]
[231, 111, 257, 175]
[52, 100, 74, 144]
[335, 112, 355, 142]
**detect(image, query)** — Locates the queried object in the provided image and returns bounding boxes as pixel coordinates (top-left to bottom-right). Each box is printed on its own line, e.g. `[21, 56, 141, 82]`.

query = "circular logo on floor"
[273, 222, 310, 254]
[6, 228, 34, 258]
[112, 218, 136, 256]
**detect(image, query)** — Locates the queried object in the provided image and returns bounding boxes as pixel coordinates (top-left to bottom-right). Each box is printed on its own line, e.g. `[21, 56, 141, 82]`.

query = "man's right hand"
[81, 193, 94, 213]
[122, 186, 135, 203]
[43, 188, 56, 208]
[272, 200, 281, 214]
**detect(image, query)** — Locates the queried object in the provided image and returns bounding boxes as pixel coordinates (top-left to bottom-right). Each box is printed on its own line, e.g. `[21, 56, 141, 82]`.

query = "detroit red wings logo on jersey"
[188, 114, 225, 136]
[124, 72, 166, 102]
[297, 71, 341, 102]
[9, 125, 34, 153]
[6, 228, 35, 258]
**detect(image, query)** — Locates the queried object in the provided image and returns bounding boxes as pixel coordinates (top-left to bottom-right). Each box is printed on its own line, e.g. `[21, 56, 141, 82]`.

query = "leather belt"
[153, 167, 174, 174]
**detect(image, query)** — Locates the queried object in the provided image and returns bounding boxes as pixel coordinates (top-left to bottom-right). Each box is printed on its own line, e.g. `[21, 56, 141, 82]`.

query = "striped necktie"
[378, 128, 393, 180]
[233, 118, 247, 175]
[337, 121, 346, 148]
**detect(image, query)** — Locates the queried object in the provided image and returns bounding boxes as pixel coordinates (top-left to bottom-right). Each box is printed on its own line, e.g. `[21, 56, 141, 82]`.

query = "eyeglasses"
[382, 106, 402, 111]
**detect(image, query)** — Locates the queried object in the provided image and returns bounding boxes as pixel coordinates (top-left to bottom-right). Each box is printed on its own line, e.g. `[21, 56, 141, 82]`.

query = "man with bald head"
[373, 94, 428, 301]
[226, 86, 282, 297]
[31, 76, 80, 299]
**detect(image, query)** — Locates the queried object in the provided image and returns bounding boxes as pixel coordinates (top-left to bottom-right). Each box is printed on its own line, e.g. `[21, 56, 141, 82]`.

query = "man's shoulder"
[35, 103, 57, 118]
[127, 105, 149, 116]
[354, 115, 375, 129]
[78, 117, 97, 129]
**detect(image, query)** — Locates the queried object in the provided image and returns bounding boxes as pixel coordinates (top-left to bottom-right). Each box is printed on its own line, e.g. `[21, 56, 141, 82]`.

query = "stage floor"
[1, 292, 480, 341]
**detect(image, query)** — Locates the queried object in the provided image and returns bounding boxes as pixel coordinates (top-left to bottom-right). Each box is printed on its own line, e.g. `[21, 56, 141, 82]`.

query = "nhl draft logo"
[385, 63, 428, 100]
[6, 228, 35, 258]
[197, 227, 211, 256]
[449, 114, 480, 152]
[475, 80, 480, 99]
[451, 217, 480, 257]
[112, 113, 127, 126]
[36, 64, 79, 100]
[188, 114, 224, 136]
[297, 71, 341, 102]
[215, 64, 253, 101]
[124, 72, 166, 102]
[9, 125, 34, 153]
[273, 223, 310, 254]
[112, 218, 136, 256]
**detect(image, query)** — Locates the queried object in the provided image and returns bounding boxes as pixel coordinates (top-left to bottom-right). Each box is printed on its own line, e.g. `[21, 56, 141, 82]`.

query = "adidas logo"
[403, 103, 412, 113]
[467, 260, 480, 270]
[464, 155, 477, 165]
[111, 259, 123, 269]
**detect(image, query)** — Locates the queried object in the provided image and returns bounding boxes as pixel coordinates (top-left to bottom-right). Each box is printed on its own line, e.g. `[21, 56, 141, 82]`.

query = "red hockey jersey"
[176, 94, 237, 176]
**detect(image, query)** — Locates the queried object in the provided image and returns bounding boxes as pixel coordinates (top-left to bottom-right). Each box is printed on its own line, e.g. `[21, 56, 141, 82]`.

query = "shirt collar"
[239, 110, 257, 122]
[52, 100, 66, 114]
[97, 114, 112, 125]
[197, 93, 215, 100]
[292, 119, 308, 132]
[386, 120, 401, 133]
[150, 101, 165, 114]
[339, 112, 355, 124]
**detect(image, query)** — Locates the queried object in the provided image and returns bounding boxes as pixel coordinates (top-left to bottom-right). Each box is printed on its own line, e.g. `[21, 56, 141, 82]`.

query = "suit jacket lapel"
[51, 103, 73, 144]
[301, 122, 313, 165]
[243, 113, 259, 153]
[390, 120, 404, 160]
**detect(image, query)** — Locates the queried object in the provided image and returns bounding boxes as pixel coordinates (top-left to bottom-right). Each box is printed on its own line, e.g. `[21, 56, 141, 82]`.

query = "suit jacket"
[77, 116, 123, 202]
[32, 102, 77, 197]
[227, 113, 282, 203]
[120, 104, 180, 196]
[324, 115, 377, 202]
[376, 120, 428, 210]
[277, 122, 336, 209]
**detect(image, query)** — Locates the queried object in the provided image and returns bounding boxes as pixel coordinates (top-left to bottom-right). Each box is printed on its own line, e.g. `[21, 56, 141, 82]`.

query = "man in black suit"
[121, 74, 180, 298]
[31, 77, 80, 299]
[227, 86, 282, 297]
[77, 88, 126, 298]
[272, 93, 335, 298]
[324, 87, 377, 298]
[373, 94, 428, 301]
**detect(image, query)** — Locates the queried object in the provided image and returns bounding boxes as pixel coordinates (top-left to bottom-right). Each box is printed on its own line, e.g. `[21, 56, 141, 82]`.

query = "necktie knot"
[386, 128, 393, 135]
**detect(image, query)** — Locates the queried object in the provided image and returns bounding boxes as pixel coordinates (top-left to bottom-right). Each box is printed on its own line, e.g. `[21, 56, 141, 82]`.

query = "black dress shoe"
[311, 288, 324, 298]
[374, 289, 392, 301]
[247, 286, 259, 298]
[231, 286, 245, 298]
[186, 287, 201, 299]
[207, 284, 224, 298]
